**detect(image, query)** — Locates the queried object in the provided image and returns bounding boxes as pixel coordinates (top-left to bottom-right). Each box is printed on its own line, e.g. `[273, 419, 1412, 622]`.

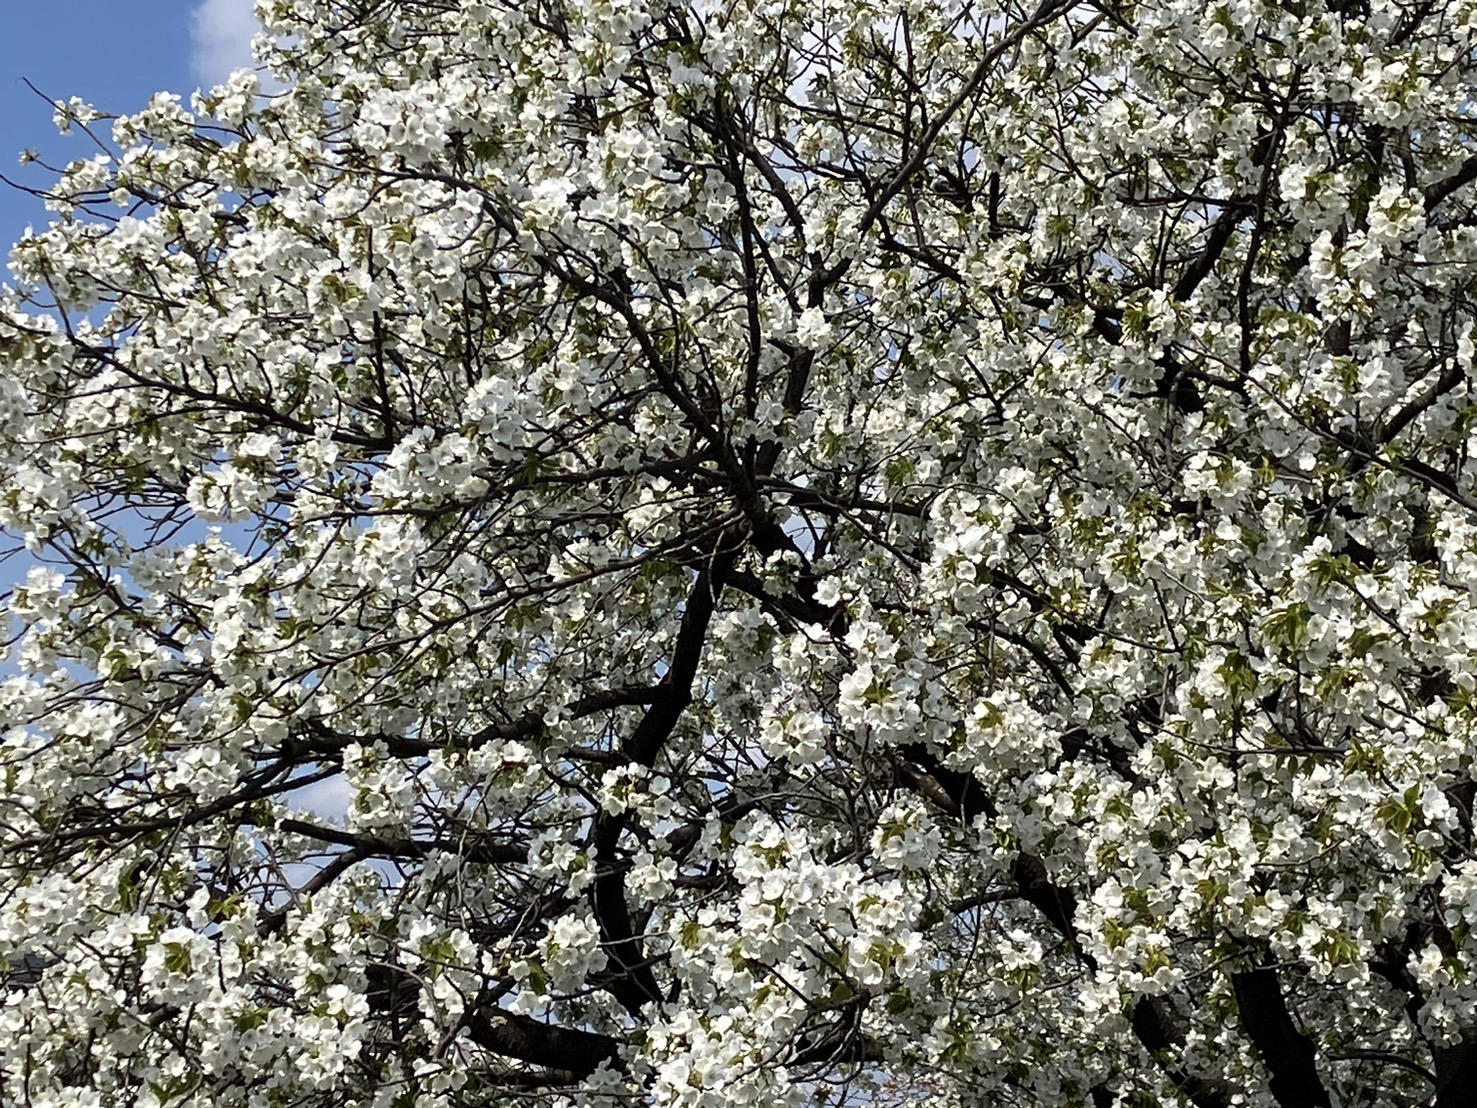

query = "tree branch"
[275, 818, 528, 866]
[465, 1007, 621, 1077]
[1231, 967, 1331, 1108]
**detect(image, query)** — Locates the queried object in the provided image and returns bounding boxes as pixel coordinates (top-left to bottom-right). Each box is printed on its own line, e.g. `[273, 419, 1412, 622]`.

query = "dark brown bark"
[592, 551, 739, 1016]
[465, 1008, 621, 1076]
[1231, 967, 1331, 1108]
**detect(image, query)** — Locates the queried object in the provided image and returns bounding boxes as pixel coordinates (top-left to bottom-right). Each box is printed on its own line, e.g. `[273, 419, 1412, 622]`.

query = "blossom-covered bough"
[6, 0, 1477, 1103]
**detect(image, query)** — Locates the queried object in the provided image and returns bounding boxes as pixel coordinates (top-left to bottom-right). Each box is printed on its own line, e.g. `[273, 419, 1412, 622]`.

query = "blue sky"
[0, 0, 260, 252]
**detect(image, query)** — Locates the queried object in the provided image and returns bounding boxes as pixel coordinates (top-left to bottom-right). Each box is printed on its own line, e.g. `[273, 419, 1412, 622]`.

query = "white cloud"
[189, 0, 263, 89]
[290, 774, 355, 822]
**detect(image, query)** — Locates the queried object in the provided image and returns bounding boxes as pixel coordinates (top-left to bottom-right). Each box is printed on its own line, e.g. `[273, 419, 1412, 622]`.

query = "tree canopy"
[5, 0, 1477, 1104]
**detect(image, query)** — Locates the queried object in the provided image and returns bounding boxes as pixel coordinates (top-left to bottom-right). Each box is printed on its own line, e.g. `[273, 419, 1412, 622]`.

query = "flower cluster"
[5, 0, 1477, 1105]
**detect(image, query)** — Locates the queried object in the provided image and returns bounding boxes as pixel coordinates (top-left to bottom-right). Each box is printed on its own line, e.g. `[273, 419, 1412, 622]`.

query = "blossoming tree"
[5, 0, 1477, 1104]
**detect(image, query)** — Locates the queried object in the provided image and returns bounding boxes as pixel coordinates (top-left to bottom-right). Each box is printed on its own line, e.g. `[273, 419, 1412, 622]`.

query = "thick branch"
[593, 549, 740, 1016]
[624, 555, 736, 766]
[1434, 1031, 1477, 1107]
[290, 684, 663, 761]
[465, 1007, 621, 1077]
[1131, 996, 1237, 1108]
[590, 813, 666, 1017]
[1424, 152, 1477, 214]
[1231, 967, 1331, 1108]
[1377, 360, 1467, 446]
[276, 818, 528, 866]
[1171, 198, 1252, 303]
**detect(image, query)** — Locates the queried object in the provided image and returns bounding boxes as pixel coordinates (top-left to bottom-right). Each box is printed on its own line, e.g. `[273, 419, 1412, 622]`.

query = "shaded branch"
[465, 1007, 621, 1077]
[1231, 967, 1331, 1108]
[275, 818, 528, 866]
